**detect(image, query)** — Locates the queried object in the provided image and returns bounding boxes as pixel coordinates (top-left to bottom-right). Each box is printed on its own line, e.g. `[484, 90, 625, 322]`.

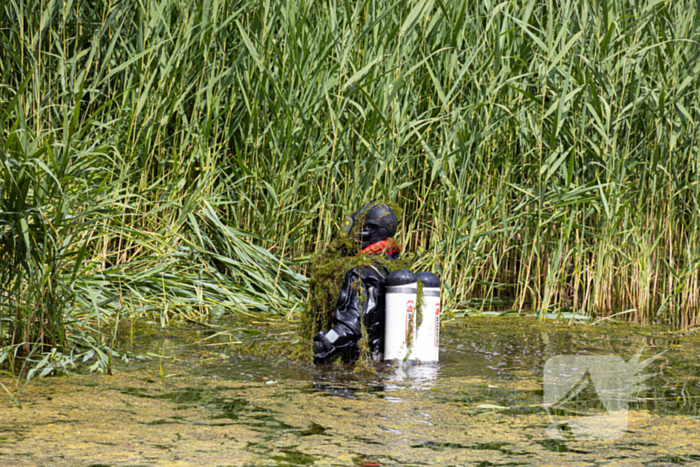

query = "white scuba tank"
[410, 272, 441, 363]
[384, 269, 417, 363]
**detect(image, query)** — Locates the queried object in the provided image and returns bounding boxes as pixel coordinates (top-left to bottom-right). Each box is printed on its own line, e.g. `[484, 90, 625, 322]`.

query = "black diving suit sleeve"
[313, 266, 386, 364]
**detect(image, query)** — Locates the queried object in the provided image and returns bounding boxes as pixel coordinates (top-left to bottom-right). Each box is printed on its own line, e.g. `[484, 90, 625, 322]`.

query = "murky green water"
[2, 317, 700, 466]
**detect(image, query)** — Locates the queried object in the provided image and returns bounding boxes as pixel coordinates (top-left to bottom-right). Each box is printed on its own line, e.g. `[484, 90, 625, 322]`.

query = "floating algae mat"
[2, 317, 700, 466]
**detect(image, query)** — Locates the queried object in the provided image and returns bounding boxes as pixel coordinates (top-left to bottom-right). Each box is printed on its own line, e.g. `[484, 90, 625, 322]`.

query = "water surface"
[2, 316, 700, 466]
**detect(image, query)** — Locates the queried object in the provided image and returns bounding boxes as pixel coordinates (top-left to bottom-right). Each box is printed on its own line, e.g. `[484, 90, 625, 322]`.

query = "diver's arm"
[313, 269, 364, 364]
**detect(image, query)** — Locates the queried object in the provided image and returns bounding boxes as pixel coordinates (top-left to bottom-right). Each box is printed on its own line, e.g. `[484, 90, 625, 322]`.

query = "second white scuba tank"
[411, 272, 441, 363]
[384, 269, 417, 363]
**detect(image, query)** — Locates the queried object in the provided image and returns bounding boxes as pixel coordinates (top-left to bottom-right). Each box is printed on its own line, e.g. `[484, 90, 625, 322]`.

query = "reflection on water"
[385, 363, 439, 390]
[2, 316, 700, 466]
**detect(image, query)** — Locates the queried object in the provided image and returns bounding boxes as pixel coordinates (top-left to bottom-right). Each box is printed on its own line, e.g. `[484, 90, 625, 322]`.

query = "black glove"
[313, 330, 334, 363]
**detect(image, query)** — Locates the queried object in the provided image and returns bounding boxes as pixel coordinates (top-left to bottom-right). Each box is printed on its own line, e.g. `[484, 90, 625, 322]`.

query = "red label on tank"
[435, 303, 440, 347]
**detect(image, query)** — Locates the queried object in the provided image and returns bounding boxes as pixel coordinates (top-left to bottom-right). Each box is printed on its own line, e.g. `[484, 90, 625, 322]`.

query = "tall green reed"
[1, 0, 699, 358]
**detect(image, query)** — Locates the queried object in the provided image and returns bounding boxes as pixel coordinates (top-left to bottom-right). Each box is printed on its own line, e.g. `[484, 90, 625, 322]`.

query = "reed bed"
[1, 0, 699, 365]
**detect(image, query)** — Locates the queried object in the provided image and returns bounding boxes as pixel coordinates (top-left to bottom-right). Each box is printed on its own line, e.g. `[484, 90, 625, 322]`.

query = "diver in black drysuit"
[312, 203, 400, 364]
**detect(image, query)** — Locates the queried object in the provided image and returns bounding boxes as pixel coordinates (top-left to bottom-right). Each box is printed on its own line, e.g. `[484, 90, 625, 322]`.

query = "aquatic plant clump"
[300, 235, 414, 342]
[301, 200, 409, 342]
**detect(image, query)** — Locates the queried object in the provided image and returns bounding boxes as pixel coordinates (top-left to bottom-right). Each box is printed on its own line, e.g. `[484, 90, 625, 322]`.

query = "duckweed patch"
[144, 418, 182, 425]
[119, 386, 212, 405]
[410, 441, 469, 450]
[272, 447, 318, 465]
[245, 412, 297, 431]
[297, 422, 328, 436]
[351, 454, 392, 466]
[209, 398, 250, 420]
[4, 317, 700, 465]
[119, 385, 272, 422]
[535, 439, 590, 454]
[650, 454, 700, 464]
